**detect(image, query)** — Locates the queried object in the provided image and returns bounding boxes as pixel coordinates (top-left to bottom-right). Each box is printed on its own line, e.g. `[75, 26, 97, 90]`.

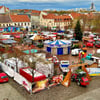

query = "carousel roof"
[47, 40, 70, 46]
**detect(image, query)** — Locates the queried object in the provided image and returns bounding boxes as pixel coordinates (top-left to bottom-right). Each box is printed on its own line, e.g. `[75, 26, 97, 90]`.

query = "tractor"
[61, 63, 91, 87]
[71, 69, 89, 86]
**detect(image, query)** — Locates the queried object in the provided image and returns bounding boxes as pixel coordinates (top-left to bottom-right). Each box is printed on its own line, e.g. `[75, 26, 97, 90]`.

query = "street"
[0, 76, 100, 100]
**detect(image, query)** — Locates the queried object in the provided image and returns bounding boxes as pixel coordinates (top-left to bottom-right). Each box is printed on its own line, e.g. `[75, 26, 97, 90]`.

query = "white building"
[0, 6, 10, 14]
[0, 14, 31, 31]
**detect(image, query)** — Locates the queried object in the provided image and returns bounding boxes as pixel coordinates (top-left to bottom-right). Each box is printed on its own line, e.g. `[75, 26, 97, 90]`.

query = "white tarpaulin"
[14, 72, 32, 92]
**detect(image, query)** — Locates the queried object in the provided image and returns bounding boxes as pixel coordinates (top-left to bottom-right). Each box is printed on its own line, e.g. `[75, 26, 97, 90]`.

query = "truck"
[71, 70, 89, 86]
[71, 48, 82, 56]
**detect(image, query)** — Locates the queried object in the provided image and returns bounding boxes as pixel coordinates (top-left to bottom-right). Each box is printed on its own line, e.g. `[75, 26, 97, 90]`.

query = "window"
[11, 66, 14, 70]
[25, 23, 26, 26]
[1, 76, 7, 79]
[18, 23, 20, 26]
[8, 64, 10, 66]
[3, 24, 5, 27]
[64, 18, 66, 21]
[21, 23, 23, 26]
[59, 19, 62, 21]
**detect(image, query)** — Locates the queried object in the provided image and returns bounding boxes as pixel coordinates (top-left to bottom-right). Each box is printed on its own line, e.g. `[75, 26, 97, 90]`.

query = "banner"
[86, 68, 100, 76]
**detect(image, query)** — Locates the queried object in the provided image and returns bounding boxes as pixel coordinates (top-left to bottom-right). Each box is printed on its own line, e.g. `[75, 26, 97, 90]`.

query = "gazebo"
[44, 40, 71, 55]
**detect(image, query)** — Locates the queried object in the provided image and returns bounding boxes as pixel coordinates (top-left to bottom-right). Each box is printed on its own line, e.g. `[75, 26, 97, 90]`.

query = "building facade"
[0, 6, 10, 14]
[0, 14, 31, 31]
[40, 13, 72, 30]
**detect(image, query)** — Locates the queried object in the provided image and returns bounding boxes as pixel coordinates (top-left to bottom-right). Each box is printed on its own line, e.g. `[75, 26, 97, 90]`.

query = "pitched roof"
[0, 6, 9, 11]
[71, 12, 83, 19]
[42, 14, 56, 19]
[10, 15, 30, 22]
[0, 6, 3, 9]
[31, 10, 41, 14]
[42, 14, 71, 22]
[0, 14, 11, 23]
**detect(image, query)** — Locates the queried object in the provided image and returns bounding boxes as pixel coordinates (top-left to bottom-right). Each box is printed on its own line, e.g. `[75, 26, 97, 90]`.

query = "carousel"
[44, 40, 71, 55]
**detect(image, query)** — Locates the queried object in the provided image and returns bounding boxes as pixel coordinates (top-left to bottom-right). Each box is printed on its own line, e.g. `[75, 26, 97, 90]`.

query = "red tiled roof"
[31, 10, 41, 14]
[10, 15, 31, 22]
[24, 9, 30, 13]
[0, 6, 3, 9]
[71, 12, 82, 19]
[42, 14, 55, 19]
[42, 14, 71, 22]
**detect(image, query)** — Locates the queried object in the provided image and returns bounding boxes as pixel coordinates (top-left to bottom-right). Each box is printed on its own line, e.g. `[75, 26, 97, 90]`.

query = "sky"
[0, 0, 100, 11]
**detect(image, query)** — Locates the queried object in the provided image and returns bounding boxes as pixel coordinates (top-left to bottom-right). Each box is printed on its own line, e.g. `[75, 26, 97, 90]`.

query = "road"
[0, 82, 26, 100]
[0, 76, 100, 100]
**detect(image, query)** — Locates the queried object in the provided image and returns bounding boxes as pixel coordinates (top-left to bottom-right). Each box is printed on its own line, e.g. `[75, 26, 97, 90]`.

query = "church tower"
[90, 2, 96, 11]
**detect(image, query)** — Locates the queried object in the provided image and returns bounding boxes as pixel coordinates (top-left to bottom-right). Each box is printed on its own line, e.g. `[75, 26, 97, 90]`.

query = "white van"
[71, 48, 82, 56]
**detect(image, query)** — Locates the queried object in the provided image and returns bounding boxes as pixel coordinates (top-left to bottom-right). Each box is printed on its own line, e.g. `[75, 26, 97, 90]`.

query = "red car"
[86, 41, 93, 47]
[0, 73, 9, 83]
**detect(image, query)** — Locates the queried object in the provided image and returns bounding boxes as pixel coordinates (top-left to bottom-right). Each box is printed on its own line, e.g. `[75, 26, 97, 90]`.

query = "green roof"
[23, 49, 38, 54]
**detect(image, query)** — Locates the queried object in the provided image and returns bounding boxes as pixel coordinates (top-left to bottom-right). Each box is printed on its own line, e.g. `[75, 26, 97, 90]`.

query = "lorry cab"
[0, 73, 9, 83]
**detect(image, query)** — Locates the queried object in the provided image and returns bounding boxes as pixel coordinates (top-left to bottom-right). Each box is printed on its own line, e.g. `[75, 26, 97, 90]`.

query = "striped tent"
[45, 40, 71, 55]
[47, 40, 68, 46]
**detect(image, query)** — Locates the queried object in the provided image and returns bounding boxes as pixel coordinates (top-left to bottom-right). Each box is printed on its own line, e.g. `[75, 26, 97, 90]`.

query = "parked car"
[71, 48, 82, 56]
[86, 40, 93, 47]
[0, 73, 9, 83]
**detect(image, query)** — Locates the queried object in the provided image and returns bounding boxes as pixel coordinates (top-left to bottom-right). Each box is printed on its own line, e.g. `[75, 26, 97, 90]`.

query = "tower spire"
[90, 0, 95, 11]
